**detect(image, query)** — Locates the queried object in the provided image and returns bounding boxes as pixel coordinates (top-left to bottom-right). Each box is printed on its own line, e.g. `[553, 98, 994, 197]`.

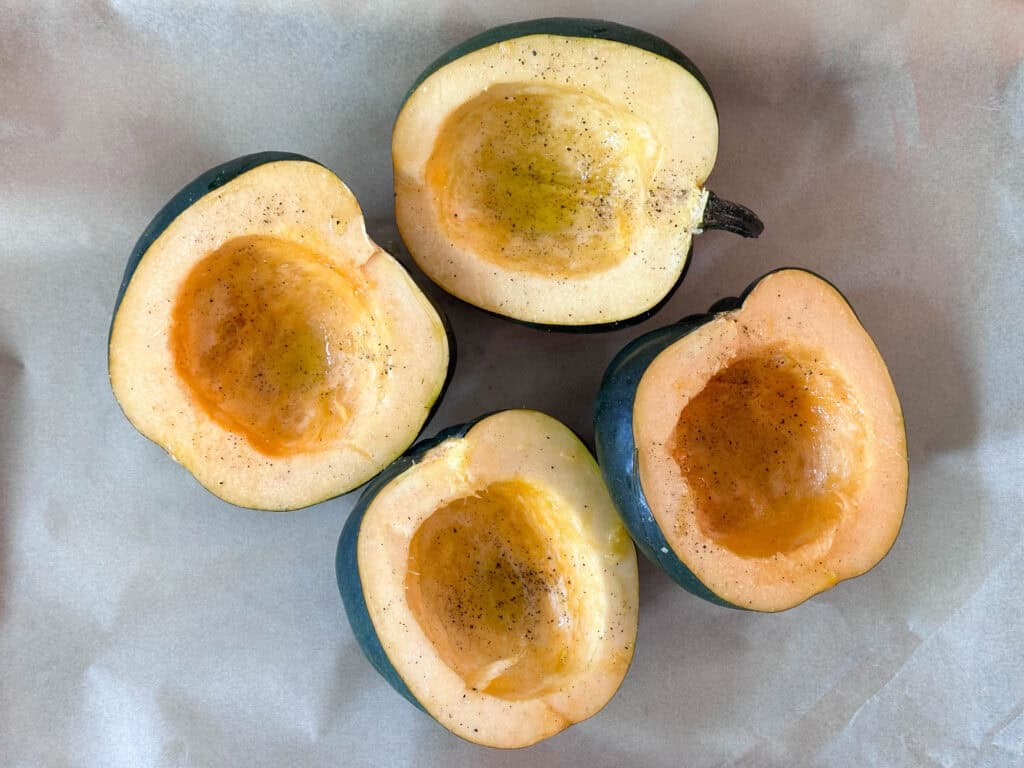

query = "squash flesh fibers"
[671, 344, 866, 558]
[426, 82, 660, 277]
[170, 235, 377, 457]
[405, 480, 585, 700]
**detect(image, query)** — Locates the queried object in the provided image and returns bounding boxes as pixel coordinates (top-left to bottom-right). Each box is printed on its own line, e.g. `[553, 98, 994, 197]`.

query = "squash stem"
[701, 191, 764, 238]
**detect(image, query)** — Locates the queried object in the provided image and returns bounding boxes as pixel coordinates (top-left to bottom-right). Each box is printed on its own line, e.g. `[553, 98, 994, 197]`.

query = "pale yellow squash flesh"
[394, 34, 717, 325]
[358, 410, 639, 748]
[110, 161, 449, 510]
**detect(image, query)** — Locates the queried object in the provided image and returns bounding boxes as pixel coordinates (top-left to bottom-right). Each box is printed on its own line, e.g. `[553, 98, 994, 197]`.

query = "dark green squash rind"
[404, 17, 715, 114]
[594, 267, 885, 609]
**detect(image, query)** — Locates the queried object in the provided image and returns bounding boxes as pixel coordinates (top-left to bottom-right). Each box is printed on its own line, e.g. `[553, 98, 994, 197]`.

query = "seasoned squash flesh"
[671, 345, 866, 558]
[426, 83, 660, 277]
[170, 235, 379, 457]
[406, 480, 587, 701]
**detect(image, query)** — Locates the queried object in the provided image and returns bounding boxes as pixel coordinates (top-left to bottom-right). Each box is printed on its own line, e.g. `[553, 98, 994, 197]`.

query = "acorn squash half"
[109, 153, 451, 510]
[336, 410, 638, 747]
[393, 18, 762, 330]
[594, 269, 907, 611]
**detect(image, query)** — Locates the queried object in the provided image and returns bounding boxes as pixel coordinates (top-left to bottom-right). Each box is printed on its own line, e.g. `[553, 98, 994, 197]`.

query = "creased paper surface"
[1, 2, 1022, 766]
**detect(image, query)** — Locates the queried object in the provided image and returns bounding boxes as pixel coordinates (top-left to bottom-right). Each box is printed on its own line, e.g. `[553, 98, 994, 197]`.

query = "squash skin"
[335, 418, 484, 712]
[109, 152, 456, 505]
[395, 19, 754, 332]
[593, 268, 906, 609]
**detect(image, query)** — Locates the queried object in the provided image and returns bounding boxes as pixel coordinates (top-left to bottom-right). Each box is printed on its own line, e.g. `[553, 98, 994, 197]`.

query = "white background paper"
[2, 1, 1022, 766]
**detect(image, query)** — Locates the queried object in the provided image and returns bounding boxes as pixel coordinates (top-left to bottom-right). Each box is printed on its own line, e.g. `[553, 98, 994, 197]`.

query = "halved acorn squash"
[594, 269, 908, 611]
[109, 153, 451, 510]
[336, 409, 639, 747]
[393, 18, 762, 330]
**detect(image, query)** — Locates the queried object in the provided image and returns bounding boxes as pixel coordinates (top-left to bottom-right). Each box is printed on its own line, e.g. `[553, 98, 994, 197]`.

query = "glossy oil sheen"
[170, 234, 376, 457]
[427, 82, 658, 277]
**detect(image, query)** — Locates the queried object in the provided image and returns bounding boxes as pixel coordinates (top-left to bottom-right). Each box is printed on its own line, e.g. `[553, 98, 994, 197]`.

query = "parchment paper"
[2, 2, 1022, 766]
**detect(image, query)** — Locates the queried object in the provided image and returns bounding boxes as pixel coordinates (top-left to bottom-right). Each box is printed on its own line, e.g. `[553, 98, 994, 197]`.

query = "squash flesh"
[406, 479, 585, 700]
[426, 82, 659, 277]
[630, 269, 908, 610]
[170, 235, 378, 457]
[110, 159, 450, 509]
[393, 31, 718, 326]
[671, 344, 865, 558]
[352, 410, 639, 747]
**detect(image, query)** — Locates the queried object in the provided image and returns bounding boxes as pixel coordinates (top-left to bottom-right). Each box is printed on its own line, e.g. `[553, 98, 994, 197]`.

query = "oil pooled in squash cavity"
[671, 345, 866, 558]
[405, 480, 589, 700]
[170, 235, 379, 456]
[426, 82, 660, 277]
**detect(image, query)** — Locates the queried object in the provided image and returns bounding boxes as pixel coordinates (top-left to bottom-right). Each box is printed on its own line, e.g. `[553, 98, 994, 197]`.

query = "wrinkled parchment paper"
[1, 2, 1022, 766]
